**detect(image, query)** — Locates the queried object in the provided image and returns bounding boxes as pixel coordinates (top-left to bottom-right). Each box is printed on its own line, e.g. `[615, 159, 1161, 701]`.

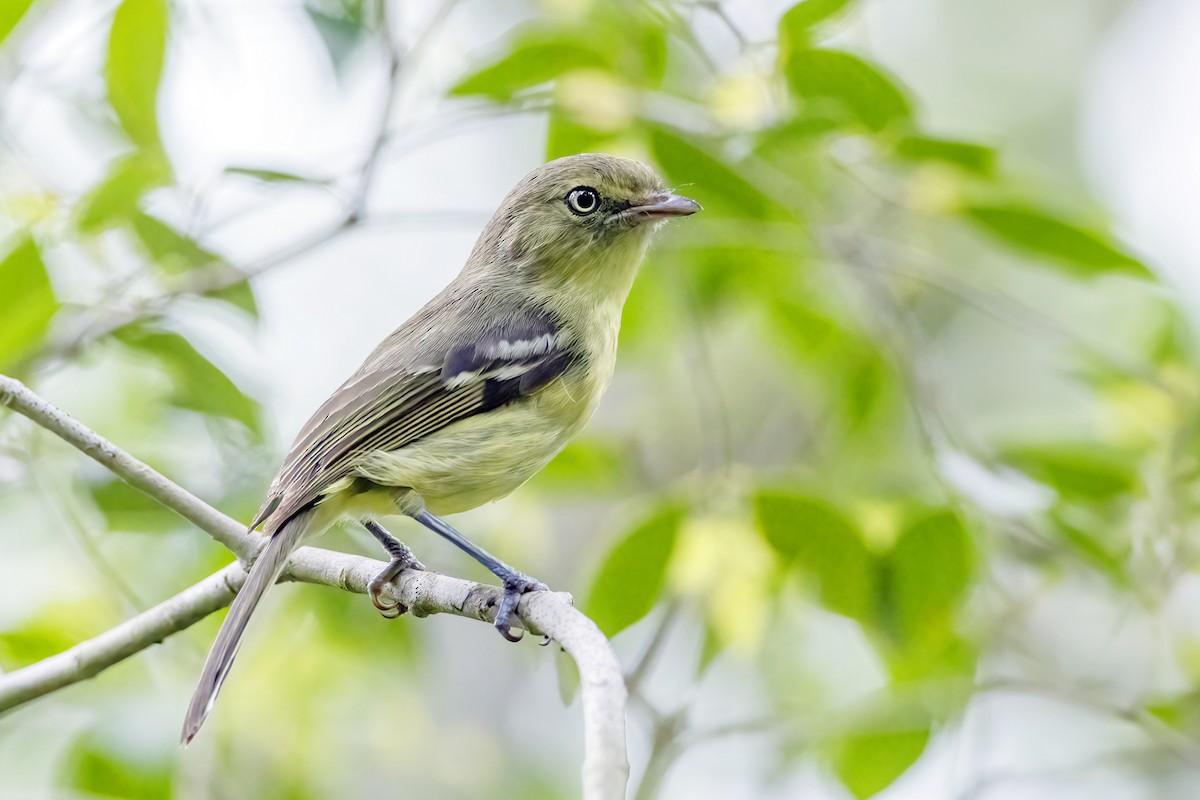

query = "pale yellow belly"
[346, 370, 604, 515]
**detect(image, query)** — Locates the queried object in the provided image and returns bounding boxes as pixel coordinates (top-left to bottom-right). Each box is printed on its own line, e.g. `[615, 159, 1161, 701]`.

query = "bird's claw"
[494, 572, 548, 642]
[368, 545, 425, 619]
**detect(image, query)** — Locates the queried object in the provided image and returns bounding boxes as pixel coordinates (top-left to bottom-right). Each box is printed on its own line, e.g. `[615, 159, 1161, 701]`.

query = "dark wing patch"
[260, 317, 576, 530]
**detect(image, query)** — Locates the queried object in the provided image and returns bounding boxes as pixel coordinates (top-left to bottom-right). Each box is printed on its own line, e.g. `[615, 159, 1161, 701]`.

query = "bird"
[181, 152, 700, 743]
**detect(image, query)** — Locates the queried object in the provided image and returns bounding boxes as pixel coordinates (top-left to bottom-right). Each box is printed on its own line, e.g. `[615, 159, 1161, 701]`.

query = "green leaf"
[206, 280, 259, 318]
[530, 437, 629, 493]
[76, 150, 172, 233]
[68, 735, 172, 800]
[755, 491, 875, 623]
[1049, 511, 1128, 585]
[585, 504, 683, 637]
[0, 236, 58, 371]
[451, 34, 610, 100]
[0, 0, 36, 45]
[305, 0, 367, 76]
[106, 0, 169, 148]
[887, 510, 972, 646]
[963, 204, 1149, 278]
[780, 0, 856, 43]
[649, 126, 779, 219]
[130, 212, 221, 274]
[834, 727, 929, 799]
[115, 327, 260, 433]
[999, 443, 1139, 500]
[545, 109, 621, 162]
[782, 48, 911, 132]
[224, 165, 332, 185]
[894, 135, 995, 176]
[90, 478, 176, 534]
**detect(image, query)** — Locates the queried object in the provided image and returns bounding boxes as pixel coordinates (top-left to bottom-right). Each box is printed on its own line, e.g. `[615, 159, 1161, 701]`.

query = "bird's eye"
[565, 186, 601, 216]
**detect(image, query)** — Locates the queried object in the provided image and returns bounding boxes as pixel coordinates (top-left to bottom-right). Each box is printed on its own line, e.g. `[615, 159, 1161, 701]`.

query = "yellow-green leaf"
[780, 0, 855, 44]
[888, 510, 972, 646]
[585, 504, 683, 638]
[999, 443, 1139, 500]
[452, 35, 609, 100]
[649, 126, 779, 219]
[90, 478, 177, 534]
[964, 204, 1150, 278]
[0, 0, 37, 45]
[225, 165, 332, 185]
[76, 150, 171, 233]
[115, 327, 261, 433]
[106, 0, 169, 148]
[0, 236, 58, 371]
[782, 48, 911, 132]
[894, 135, 995, 176]
[130, 212, 220, 274]
[755, 490, 875, 624]
[834, 727, 929, 799]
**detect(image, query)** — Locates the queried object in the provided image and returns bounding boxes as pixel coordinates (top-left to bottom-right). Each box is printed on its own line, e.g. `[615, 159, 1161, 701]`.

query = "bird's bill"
[616, 192, 702, 225]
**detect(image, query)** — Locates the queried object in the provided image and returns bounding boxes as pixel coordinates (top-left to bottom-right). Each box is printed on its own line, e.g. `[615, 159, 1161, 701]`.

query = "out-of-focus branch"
[0, 373, 629, 800]
[31, 0, 466, 371]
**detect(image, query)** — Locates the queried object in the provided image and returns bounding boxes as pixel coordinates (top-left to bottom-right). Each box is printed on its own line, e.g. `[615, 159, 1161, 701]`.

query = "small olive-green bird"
[181, 153, 699, 742]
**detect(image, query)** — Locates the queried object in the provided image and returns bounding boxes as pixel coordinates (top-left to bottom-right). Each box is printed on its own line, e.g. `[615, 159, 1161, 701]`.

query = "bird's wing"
[255, 316, 576, 530]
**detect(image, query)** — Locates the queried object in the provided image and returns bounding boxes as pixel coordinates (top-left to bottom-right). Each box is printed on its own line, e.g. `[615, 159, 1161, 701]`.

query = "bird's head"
[468, 153, 700, 298]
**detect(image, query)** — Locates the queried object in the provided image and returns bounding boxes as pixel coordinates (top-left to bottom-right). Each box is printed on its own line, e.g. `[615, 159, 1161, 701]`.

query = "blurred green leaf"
[755, 491, 875, 623]
[531, 437, 629, 493]
[650, 126, 778, 219]
[834, 727, 929, 799]
[545, 110, 621, 162]
[130, 211, 220, 274]
[964, 204, 1150, 278]
[225, 165, 333, 185]
[1050, 511, 1129, 584]
[999, 443, 1139, 500]
[782, 48, 911, 132]
[68, 737, 171, 800]
[116, 327, 261, 433]
[452, 34, 609, 100]
[0, 236, 57, 371]
[895, 135, 995, 176]
[696, 620, 724, 676]
[780, 0, 856, 43]
[0, 601, 115, 667]
[90, 478, 177, 534]
[206, 280, 260, 318]
[887, 510, 972, 646]
[305, 0, 367, 75]
[0, 0, 36, 44]
[76, 150, 172, 233]
[106, 0, 168, 148]
[585, 504, 684, 637]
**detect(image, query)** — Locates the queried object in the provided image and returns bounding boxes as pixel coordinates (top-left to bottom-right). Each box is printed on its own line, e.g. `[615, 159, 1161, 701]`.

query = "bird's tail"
[180, 508, 314, 744]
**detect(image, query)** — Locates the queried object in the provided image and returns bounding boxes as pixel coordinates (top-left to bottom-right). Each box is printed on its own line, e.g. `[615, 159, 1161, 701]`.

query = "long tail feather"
[181, 508, 314, 744]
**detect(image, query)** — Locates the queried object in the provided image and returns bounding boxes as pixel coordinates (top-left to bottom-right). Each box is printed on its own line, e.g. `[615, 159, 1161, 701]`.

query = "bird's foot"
[493, 569, 548, 642]
[368, 539, 425, 619]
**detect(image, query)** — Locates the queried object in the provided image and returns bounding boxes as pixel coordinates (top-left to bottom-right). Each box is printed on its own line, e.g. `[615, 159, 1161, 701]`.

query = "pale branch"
[0, 374, 629, 800]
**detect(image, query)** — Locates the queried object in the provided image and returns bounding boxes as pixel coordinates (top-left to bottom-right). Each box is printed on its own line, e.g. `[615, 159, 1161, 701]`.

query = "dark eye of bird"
[565, 186, 600, 216]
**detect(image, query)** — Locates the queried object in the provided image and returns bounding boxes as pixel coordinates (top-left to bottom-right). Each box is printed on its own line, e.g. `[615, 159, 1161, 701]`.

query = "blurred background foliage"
[0, 0, 1196, 797]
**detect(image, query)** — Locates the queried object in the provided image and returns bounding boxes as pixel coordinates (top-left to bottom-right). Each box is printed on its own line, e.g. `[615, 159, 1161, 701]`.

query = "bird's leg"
[411, 509, 547, 642]
[364, 520, 425, 619]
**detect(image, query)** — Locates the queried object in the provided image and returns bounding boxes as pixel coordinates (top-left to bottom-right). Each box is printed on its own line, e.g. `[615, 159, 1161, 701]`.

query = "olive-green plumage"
[182, 153, 699, 743]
